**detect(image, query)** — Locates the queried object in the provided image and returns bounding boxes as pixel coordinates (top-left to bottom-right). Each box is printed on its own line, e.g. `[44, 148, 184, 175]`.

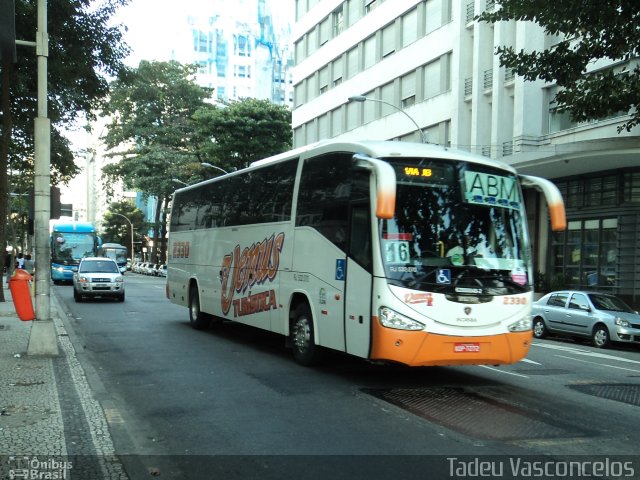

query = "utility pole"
[27, 0, 57, 355]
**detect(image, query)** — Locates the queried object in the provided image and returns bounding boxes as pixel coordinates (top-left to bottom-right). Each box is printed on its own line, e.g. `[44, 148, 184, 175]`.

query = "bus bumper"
[51, 266, 74, 282]
[370, 318, 532, 367]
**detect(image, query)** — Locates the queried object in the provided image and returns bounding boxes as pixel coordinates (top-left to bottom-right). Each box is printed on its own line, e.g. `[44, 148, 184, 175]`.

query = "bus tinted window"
[296, 153, 369, 251]
[171, 159, 297, 231]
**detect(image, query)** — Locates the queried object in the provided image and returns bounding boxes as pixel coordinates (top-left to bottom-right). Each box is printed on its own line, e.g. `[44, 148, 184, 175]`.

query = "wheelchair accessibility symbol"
[436, 269, 451, 284]
[335, 259, 346, 281]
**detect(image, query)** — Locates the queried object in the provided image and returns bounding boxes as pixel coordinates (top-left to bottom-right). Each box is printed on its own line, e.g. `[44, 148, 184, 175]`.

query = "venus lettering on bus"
[221, 232, 285, 315]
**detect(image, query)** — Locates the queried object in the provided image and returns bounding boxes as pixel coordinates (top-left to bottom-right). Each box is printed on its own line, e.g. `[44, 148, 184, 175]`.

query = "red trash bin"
[9, 269, 35, 321]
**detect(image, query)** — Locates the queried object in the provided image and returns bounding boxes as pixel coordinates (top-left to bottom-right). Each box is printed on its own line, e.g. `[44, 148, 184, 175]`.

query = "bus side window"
[349, 203, 372, 272]
[296, 153, 354, 251]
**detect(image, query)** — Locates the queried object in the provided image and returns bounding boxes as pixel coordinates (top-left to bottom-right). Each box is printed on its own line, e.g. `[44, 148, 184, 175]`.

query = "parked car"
[72, 257, 125, 302]
[157, 265, 167, 277]
[531, 290, 640, 348]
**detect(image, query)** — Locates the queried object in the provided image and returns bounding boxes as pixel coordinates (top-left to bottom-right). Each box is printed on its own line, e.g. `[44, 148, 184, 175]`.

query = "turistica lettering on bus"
[220, 233, 285, 318]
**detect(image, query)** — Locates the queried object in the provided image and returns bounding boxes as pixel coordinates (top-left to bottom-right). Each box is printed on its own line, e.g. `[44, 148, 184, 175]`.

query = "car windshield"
[588, 294, 635, 313]
[79, 261, 119, 273]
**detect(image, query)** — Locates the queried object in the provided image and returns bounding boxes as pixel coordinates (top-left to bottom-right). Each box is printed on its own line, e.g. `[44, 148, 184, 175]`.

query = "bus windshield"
[380, 158, 530, 294]
[52, 232, 97, 264]
[104, 248, 128, 264]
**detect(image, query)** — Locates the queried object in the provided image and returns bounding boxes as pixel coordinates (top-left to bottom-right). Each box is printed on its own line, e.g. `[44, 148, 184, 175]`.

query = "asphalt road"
[54, 274, 640, 479]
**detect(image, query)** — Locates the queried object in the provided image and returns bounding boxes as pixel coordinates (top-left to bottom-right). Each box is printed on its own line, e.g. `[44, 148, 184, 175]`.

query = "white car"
[72, 257, 125, 302]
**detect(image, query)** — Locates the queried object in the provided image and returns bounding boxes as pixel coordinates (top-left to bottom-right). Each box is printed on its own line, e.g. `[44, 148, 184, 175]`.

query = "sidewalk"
[0, 282, 128, 479]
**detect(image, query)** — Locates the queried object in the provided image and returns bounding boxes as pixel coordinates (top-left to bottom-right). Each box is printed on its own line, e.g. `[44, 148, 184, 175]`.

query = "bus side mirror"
[352, 154, 396, 219]
[519, 174, 566, 231]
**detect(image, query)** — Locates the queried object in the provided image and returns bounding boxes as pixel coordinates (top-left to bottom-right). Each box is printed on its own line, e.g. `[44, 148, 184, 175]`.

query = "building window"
[363, 34, 377, 69]
[424, 57, 443, 99]
[333, 5, 344, 36]
[319, 66, 329, 94]
[347, 47, 360, 79]
[426, 0, 444, 34]
[401, 7, 418, 47]
[332, 57, 344, 86]
[365, 0, 380, 14]
[550, 218, 618, 290]
[319, 17, 331, 45]
[623, 172, 640, 203]
[401, 71, 416, 107]
[381, 22, 396, 58]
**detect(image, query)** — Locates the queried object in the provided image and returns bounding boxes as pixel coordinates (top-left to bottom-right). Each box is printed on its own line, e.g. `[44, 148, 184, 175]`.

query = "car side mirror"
[71, 268, 78, 273]
[580, 305, 591, 312]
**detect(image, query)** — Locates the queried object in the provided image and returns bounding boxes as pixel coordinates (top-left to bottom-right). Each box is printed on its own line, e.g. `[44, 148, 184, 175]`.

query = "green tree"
[193, 98, 292, 171]
[478, 0, 640, 132]
[1, 0, 129, 300]
[102, 60, 211, 263]
[101, 201, 146, 259]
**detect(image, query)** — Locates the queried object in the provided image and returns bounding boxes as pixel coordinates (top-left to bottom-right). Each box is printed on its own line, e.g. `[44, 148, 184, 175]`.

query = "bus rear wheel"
[291, 304, 322, 366]
[189, 286, 211, 330]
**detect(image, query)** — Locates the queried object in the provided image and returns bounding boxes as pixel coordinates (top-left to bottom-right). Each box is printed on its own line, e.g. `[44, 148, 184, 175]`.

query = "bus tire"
[189, 285, 211, 330]
[291, 304, 322, 366]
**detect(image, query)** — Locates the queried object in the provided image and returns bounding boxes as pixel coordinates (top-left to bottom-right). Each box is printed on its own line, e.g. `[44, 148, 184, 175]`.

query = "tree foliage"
[193, 98, 292, 171]
[478, 0, 640, 132]
[102, 60, 212, 262]
[6, 0, 130, 183]
[101, 200, 146, 256]
[0, 0, 129, 301]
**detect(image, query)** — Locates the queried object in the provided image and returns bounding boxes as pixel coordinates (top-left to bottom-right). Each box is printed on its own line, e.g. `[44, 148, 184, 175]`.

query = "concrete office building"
[291, 0, 640, 304]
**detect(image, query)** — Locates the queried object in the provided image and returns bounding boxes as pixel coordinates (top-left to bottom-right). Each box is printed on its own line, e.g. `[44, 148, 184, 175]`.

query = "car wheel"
[118, 291, 125, 302]
[592, 324, 610, 348]
[291, 304, 322, 366]
[189, 285, 211, 330]
[532, 317, 548, 339]
[73, 289, 82, 303]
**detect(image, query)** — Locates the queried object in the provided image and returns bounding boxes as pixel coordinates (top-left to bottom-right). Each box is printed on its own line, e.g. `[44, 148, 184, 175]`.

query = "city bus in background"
[98, 243, 128, 273]
[166, 140, 566, 367]
[50, 221, 101, 284]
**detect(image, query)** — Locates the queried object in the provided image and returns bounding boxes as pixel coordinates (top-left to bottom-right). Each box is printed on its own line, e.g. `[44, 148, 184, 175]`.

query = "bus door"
[344, 202, 373, 357]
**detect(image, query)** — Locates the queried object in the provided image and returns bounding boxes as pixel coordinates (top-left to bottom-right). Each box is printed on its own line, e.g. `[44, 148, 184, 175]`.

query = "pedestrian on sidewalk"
[16, 252, 25, 269]
[23, 254, 35, 275]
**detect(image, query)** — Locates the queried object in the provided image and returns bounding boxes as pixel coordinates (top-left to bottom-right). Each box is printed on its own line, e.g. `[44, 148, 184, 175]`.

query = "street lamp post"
[201, 163, 229, 175]
[348, 95, 428, 143]
[111, 213, 134, 264]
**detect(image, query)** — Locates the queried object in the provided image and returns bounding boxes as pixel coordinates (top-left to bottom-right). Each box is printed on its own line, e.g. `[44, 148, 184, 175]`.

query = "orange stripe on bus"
[549, 202, 566, 231]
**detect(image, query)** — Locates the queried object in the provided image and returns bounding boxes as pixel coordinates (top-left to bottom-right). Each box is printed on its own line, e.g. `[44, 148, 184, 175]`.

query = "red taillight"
[165, 283, 170, 299]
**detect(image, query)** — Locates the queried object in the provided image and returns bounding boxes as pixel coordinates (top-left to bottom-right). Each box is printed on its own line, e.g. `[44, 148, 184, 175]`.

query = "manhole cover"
[569, 383, 640, 406]
[364, 387, 586, 441]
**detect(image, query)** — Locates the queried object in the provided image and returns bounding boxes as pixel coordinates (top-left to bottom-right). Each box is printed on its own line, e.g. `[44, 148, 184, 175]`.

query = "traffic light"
[0, 0, 17, 63]
[50, 186, 61, 219]
[28, 186, 62, 222]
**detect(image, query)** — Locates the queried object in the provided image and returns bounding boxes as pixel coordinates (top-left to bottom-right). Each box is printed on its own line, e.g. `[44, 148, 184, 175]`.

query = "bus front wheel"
[291, 304, 322, 366]
[189, 286, 211, 330]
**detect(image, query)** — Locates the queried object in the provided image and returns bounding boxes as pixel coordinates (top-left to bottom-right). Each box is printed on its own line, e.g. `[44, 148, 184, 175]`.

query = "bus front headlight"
[378, 307, 425, 331]
[508, 316, 532, 332]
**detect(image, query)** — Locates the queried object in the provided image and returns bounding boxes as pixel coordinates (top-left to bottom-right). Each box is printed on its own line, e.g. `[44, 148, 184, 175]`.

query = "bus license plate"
[454, 343, 480, 353]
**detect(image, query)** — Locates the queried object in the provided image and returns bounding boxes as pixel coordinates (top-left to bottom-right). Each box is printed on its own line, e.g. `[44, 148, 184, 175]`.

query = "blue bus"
[98, 243, 128, 273]
[50, 221, 101, 283]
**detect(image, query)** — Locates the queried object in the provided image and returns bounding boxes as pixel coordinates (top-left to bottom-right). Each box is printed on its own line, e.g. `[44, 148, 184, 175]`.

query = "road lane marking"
[532, 342, 640, 365]
[478, 365, 529, 378]
[520, 358, 542, 365]
[555, 354, 640, 374]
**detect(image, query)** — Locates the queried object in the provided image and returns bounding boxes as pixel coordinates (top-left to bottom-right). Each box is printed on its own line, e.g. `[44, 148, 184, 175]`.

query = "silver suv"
[72, 257, 125, 302]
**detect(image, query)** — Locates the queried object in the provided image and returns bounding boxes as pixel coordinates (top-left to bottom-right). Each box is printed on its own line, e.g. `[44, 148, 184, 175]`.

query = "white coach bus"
[166, 140, 566, 367]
